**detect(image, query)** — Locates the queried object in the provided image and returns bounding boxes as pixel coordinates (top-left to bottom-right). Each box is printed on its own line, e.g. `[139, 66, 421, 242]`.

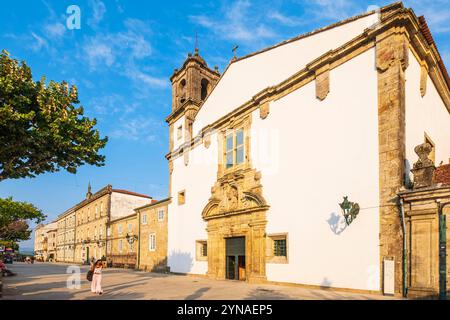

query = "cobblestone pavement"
[1, 263, 396, 300]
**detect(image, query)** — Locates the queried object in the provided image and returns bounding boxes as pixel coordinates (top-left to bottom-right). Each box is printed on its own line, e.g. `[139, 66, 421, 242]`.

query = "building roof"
[112, 189, 153, 199]
[191, 2, 450, 136]
[109, 212, 137, 223]
[74, 185, 153, 210]
[418, 16, 450, 90]
[134, 198, 171, 211]
[434, 164, 450, 186]
[193, 3, 405, 135]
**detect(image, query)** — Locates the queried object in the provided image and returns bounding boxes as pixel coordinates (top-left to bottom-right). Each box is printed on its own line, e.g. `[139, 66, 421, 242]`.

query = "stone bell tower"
[168, 49, 220, 146]
[170, 48, 220, 112]
[166, 48, 220, 197]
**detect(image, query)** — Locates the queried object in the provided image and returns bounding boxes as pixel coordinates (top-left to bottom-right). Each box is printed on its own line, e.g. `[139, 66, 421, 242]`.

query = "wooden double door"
[226, 237, 246, 281]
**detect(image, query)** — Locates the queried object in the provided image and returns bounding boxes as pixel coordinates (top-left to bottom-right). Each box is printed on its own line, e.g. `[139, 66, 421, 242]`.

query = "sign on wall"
[383, 259, 395, 295]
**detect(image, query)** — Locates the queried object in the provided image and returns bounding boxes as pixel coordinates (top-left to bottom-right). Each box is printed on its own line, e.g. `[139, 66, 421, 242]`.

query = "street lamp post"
[125, 233, 138, 269]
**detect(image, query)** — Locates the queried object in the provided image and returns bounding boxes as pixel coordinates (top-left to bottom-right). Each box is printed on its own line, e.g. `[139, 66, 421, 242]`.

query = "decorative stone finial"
[86, 182, 92, 199]
[411, 143, 435, 189]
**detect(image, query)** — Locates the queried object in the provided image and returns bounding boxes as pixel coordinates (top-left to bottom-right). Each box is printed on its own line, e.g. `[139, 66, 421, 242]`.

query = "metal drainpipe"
[399, 197, 408, 298]
[137, 210, 141, 271]
[439, 202, 450, 300]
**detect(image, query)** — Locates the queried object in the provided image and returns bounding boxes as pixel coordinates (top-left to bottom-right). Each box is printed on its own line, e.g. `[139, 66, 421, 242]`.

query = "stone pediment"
[202, 168, 269, 220]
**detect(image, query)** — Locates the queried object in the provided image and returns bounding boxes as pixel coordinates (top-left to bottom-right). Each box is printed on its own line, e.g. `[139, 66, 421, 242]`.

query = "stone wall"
[376, 27, 409, 295]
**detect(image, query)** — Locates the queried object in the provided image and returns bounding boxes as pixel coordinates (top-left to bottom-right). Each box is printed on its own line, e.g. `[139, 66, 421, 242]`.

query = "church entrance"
[226, 237, 246, 281]
[201, 167, 270, 283]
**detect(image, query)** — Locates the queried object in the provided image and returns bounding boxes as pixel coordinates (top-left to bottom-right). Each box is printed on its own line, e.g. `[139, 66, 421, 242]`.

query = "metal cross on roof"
[232, 45, 239, 59]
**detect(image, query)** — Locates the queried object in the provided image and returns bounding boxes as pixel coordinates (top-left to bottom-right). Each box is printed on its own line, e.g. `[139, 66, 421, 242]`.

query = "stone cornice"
[170, 54, 219, 82]
[166, 8, 450, 162]
[166, 99, 201, 124]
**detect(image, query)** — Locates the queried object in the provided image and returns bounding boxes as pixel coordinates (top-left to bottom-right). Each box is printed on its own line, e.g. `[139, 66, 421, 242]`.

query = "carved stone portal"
[202, 168, 269, 283]
[202, 168, 267, 220]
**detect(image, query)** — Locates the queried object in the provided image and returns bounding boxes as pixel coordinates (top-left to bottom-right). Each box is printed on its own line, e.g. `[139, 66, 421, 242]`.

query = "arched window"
[201, 78, 209, 100]
[179, 79, 187, 104]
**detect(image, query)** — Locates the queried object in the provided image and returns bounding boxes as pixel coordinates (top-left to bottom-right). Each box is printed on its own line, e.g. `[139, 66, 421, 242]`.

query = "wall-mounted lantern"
[126, 233, 138, 245]
[339, 196, 360, 226]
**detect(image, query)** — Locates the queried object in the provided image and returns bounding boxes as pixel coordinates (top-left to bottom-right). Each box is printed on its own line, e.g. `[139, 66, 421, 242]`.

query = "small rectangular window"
[178, 191, 186, 205]
[274, 239, 287, 257]
[267, 234, 288, 264]
[149, 233, 156, 251]
[196, 240, 208, 261]
[158, 209, 165, 222]
[118, 239, 123, 252]
[224, 129, 245, 169]
[128, 223, 132, 232]
[118, 225, 122, 235]
[236, 129, 244, 165]
[202, 242, 207, 257]
[177, 125, 183, 141]
[226, 134, 234, 169]
[142, 213, 148, 225]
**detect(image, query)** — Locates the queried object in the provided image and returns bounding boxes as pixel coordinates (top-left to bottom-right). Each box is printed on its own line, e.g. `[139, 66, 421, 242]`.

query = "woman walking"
[90, 260, 104, 295]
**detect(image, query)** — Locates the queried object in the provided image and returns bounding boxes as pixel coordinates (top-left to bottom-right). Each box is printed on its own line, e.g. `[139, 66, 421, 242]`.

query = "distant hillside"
[19, 247, 35, 255]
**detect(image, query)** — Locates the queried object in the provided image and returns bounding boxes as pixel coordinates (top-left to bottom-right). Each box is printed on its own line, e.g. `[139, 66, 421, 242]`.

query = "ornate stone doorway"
[202, 168, 269, 283]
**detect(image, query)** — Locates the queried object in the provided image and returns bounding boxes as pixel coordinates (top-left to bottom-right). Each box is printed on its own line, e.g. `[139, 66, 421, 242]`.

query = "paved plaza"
[1, 263, 395, 300]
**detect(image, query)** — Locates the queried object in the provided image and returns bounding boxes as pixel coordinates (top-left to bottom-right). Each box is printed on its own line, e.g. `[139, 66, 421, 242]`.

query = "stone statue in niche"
[226, 185, 239, 211]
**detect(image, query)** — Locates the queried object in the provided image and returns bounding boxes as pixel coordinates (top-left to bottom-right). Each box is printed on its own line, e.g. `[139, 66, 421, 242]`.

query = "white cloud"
[82, 19, 152, 70]
[83, 40, 115, 69]
[110, 116, 164, 142]
[405, 0, 450, 34]
[189, 0, 277, 43]
[125, 69, 168, 89]
[30, 32, 48, 51]
[44, 22, 66, 38]
[302, 0, 361, 22]
[90, 94, 123, 115]
[88, 0, 107, 28]
[268, 11, 304, 27]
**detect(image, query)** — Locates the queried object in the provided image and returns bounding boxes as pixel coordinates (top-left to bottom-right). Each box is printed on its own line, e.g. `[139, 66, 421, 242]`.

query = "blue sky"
[1, 0, 449, 250]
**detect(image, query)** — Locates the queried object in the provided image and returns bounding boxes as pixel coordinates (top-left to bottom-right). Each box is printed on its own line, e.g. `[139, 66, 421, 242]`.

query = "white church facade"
[165, 2, 450, 296]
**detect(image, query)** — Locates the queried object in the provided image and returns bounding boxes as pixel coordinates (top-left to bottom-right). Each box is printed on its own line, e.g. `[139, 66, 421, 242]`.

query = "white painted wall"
[173, 115, 185, 150]
[251, 48, 380, 291]
[168, 48, 381, 291]
[110, 192, 153, 221]
[405, 50, 450, 178]
[193, 13, 378, 136]
[167, 134, 219, 274]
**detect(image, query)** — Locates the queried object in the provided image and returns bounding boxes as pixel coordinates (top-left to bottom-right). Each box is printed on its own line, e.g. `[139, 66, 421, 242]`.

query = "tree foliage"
[0, 197, 46, 242]
[0, 49, 108, 180]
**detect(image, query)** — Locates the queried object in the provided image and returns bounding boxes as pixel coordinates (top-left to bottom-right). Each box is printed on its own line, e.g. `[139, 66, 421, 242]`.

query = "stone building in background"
[107, 212, 140, 268]
[136, 198, 171, 272]
[34, 222, 57, 262]
[55, 207, 76, 263]
[74, 184, 153, 264]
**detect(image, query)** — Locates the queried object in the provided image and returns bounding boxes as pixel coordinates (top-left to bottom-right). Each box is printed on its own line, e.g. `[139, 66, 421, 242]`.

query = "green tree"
[0, 49, 108, 180]
[0, 197, 46, 242]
